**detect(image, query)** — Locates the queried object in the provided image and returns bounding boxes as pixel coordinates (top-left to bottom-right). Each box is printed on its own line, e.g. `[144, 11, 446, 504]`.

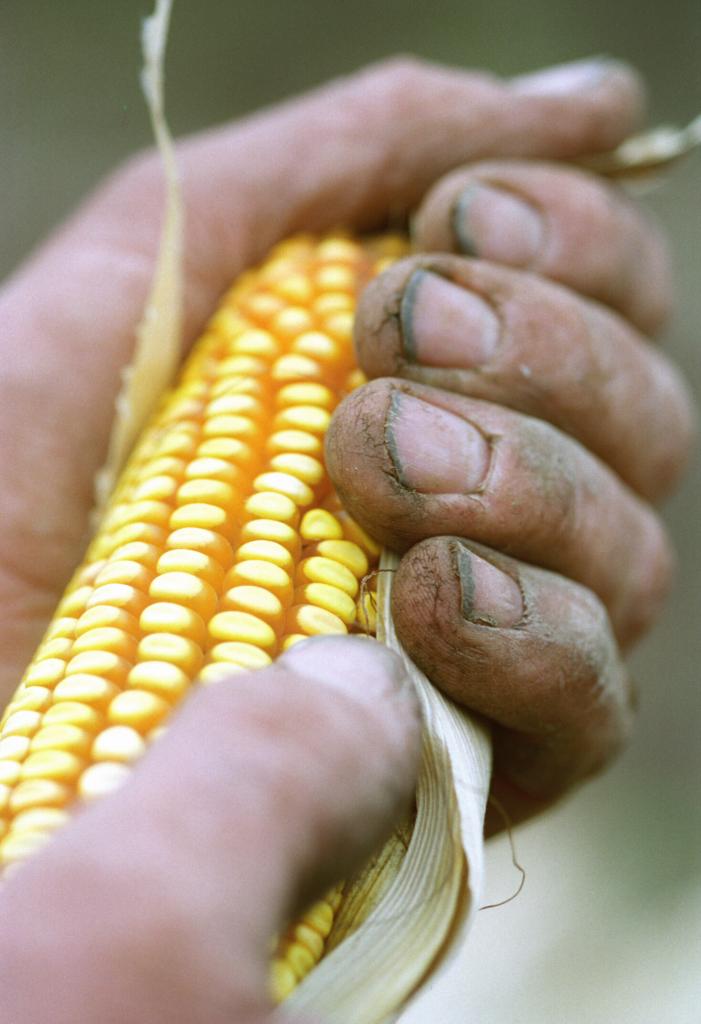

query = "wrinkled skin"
[0, 57, 694, 1023]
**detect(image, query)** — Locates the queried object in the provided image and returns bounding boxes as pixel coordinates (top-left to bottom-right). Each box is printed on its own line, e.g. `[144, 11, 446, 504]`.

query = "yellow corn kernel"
[136, 634, 203, 677]
[279, 939, 316, 979]
[64, 651, 131, 686]
[226, 560, 293, 604]
[0, 762, 22, 786]
[23, 659, 66, 689]
[130, 475, 179, 503]
[2, 711, 42, 738]
[21, 751, 85, 784]
[184, 456, 244, 488]
[4, 688, 52, 715]
[71, 627, 138, 661]
[313, 291, 354, 316]
[11, 808, 70, 835]
[269, 452, 324, 487]
[208, 611, 277, 651]
[235, 539, 294, 573]
[108, 691, 170, 733]
[9, 780, 71, 814]
[198, 662, 242, 684]
[58, 586, 93, 618]
[52, 675, 119, 711]
[0, 736, 31, 762]
[175, 479, 239, 513]
[1, 830, 51, 867]
[297, 556, 359, 597]
[267, 428, 323, 458]
[86, 583, 149, 618]
[221, 586, 284, 630]
[245, 491, 299, 525]
[337, 511, 382, 558]
[253, 472, 314, 508]
[209, 642, 273, 670]
[271, 353, 322, 383]
[79, 762, 131, 802]
[240, 520, 299, 555]
[292, 332, 340, 364]
[127, 662, 190, 702]
[75, 606, 140, 638]
[300, 509, 344, 542]
[317, 539, 369, 579]
[44, 616, 78, 641]
[30, 725, 92, 758]
[280, 634, 308, 651]
[94, 560, 154, 591]
[92, 726, 147, 764]
[165, 527, 234, 567]
[287, 605, 347, 636]
[276, 382, 335, 410]
[140, 603, 207, 647]
[169, 502, 233, 538]
[270, 961, 298, 1003]
[149, 572, 218, 622]
[270, 306, 315, 340]
[36, 637, 73, 661]
[295, 582, 357, 626]
[291, 922, 325, 961]
[156, 549, 225, 590]
[42, 703, 104, 731]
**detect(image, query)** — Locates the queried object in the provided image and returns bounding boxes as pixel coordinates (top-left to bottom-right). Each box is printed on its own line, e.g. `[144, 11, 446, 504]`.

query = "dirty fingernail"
[453, 184, 544, 267]
[455, 544, 523, 627]
[512, 56, 616, 97]
[401, 269, 500, 368]
[386, 392, 490, 493]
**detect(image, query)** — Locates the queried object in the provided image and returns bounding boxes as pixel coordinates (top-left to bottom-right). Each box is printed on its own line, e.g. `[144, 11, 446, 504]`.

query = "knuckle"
[364, 54, 436, 98]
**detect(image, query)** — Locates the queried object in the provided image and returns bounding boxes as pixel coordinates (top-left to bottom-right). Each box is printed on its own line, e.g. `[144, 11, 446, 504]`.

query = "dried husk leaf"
[279, 551, 492, 1024]
[93, 0, 183, 519]
[581, 115, 701, 188]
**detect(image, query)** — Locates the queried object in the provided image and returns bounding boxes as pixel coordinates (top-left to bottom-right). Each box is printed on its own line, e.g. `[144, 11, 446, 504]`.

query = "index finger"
[0, 56, 644, 593]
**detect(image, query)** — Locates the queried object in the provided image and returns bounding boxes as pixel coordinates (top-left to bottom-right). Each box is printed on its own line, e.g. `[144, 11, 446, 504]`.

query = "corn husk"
[93, 0, 183, 519]
[581, 114, 701, 185]
[280, 551, 492, 1024]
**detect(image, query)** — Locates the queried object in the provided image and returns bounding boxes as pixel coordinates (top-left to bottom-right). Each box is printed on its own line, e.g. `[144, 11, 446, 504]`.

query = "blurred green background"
[2, 1, 700, 1020]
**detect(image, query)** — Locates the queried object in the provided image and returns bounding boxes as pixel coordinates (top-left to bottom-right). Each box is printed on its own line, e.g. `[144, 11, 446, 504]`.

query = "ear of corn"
[0, 232, 408, 997]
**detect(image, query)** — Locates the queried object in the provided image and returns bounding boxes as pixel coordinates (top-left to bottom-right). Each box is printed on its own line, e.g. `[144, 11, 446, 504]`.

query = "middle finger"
[354, 255, 694, 501]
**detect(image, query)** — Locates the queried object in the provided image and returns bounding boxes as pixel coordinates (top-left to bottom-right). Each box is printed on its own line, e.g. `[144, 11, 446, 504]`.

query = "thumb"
[0, 636, 421, 1024]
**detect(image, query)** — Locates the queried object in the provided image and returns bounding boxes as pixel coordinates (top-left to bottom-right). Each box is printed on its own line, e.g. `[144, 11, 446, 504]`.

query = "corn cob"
[0, 231, 408, 998]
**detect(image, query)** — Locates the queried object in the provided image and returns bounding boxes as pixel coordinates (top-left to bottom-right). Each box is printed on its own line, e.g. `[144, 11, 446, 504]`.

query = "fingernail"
[279, 635, 411, 704]
[455, 543, 523, 628]
[512, 56, 615, 97]
[401, 269, 500, 368]
[452, 185, 544, 268]
[386, 391, 490, 493]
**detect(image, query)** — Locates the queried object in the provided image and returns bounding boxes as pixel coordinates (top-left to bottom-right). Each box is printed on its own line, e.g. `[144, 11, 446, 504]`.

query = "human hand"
[0, 54, 695, 1019]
